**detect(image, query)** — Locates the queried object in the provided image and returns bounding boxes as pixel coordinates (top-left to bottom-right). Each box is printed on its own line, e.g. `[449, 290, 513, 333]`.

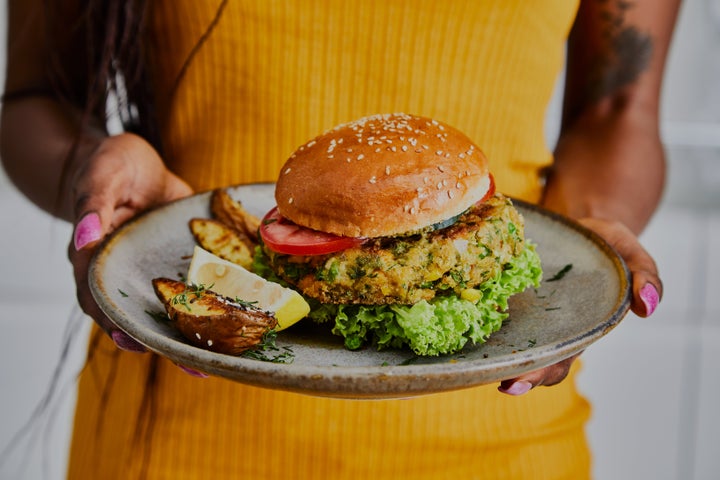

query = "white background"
[1, 1, 720, 478]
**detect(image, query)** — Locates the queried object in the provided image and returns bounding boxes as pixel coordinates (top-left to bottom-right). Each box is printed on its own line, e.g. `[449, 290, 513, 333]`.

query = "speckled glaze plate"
[90, 183, 631, 399]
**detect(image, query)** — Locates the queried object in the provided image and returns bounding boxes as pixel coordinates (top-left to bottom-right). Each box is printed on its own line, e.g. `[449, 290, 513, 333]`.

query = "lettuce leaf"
[254, 243, 542, 356]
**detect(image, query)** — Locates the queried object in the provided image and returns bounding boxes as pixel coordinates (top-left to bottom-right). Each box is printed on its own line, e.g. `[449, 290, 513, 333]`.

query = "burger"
[254, 113, 542, 356]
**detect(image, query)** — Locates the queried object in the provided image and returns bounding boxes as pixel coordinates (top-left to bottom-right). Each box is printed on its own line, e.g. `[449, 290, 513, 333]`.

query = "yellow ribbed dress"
[68, 1, 592, 478]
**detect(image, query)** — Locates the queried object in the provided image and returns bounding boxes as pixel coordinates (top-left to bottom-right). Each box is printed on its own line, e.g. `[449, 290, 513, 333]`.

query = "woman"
[1, 0, 678, 478]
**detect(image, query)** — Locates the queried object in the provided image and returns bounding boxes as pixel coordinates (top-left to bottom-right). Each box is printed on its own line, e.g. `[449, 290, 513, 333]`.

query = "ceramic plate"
[89, 183, 631, 399]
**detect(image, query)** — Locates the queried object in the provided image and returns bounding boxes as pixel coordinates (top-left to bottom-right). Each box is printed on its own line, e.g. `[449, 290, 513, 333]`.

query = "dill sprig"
[171, 283, 215, 311]
[242, 329, 294, 363]
[546, 264, 573, 282]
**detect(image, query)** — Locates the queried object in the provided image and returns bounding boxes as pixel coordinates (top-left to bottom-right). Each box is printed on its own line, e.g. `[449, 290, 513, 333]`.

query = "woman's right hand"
[67, 133, 193, 352]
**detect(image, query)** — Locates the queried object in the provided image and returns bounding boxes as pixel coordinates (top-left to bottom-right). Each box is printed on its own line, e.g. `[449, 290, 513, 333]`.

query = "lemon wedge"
[186, 246, 310, 331]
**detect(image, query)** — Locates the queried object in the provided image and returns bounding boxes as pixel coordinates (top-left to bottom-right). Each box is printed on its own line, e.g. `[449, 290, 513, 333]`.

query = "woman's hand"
[496, 0, 679, 396]
[66, 133, 193, 352]
[498, 217, 662, 395]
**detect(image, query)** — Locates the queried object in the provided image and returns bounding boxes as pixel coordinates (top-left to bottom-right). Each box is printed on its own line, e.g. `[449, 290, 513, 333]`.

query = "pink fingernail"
[640, 283, 659, 317]
[74, 213, 102, 250]
[177, 364, 209, 378]
[111, 330, 147, 353]
[499, 380, 533, 396]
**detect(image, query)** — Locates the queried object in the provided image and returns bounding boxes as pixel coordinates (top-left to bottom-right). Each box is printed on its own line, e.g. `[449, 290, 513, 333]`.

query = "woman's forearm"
[543, 0, 680, 234]
[1, 95, 106, 221]
[544, 104, 665, 235]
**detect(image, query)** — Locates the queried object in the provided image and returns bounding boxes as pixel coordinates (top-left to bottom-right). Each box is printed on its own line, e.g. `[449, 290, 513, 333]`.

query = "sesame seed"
[390, 146, 397, 152]
[436, 150, 443, 156]
[437, 182, 443, 190]
[307, 140, 316, 147]
[438, 165, 445, 172]
[288, 197, 294, 204]
[375, 148, 382, 153]
[195, 333, 201, 340]
[401, 145, 408, 152]
[284, 167, 292, 174]
[410, 207, 417, 215]
[385, 166, 391, 175]
[459, 153, 466, 159]
[207, 339, 213, 347]
[369, 176, 377, 184]
[357, 154, 365, 160]
[423, 177, 429, 184]
[456, 182, 462, 189]
[448, 191, 454, 199]
[423, 145, 429, 150]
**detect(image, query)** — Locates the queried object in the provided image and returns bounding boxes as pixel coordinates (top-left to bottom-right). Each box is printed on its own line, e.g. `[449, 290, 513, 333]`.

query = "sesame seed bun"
[275, 113, 491, 238]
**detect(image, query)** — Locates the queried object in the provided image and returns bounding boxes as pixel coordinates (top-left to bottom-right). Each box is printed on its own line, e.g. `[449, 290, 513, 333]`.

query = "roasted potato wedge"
[189, 218, 254, 269]
[152, 278, 277, 355]
[210, 189, 261, 244]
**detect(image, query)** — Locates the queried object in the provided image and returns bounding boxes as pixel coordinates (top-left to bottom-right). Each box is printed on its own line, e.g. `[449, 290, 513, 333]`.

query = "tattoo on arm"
[585, 0, 654, 103]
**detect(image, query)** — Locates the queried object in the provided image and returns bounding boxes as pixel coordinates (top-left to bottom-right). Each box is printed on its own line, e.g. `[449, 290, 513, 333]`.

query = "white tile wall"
[1, 1, 720, 479]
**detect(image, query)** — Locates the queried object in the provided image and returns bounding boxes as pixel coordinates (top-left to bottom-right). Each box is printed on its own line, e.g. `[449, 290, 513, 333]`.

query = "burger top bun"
[275, 113, 491, 238]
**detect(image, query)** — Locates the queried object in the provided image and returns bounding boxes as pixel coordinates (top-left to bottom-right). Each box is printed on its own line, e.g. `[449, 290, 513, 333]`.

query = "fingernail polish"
[111, 330, 147, 353]
[74, 213, 102, 250]
[177, 364, 209, 378]
[640, 283, 659, 317]
[499, 380, 533, 396]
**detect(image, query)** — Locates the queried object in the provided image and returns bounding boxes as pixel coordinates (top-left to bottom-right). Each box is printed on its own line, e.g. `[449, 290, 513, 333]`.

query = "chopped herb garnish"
[233, 298, 260, 309]
[241, 329, 294, 363]
[145, 309, 170, 323]
[172, 291, 191, 311]
[118, 289, 128, 297]
[399, 356, 420, 366]
[527, 339, 537, 347]
[171, 283, 214, 311]
[545, 307, 561, 311]
[546, 264, 572, 282]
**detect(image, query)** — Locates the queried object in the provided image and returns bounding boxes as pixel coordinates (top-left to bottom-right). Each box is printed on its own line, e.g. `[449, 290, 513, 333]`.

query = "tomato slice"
[476, 173, 496, 205]
[260, 207, 365, 255]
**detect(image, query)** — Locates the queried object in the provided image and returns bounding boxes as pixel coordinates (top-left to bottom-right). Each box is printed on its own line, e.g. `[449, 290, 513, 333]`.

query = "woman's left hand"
[497, 216, 662, 395]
